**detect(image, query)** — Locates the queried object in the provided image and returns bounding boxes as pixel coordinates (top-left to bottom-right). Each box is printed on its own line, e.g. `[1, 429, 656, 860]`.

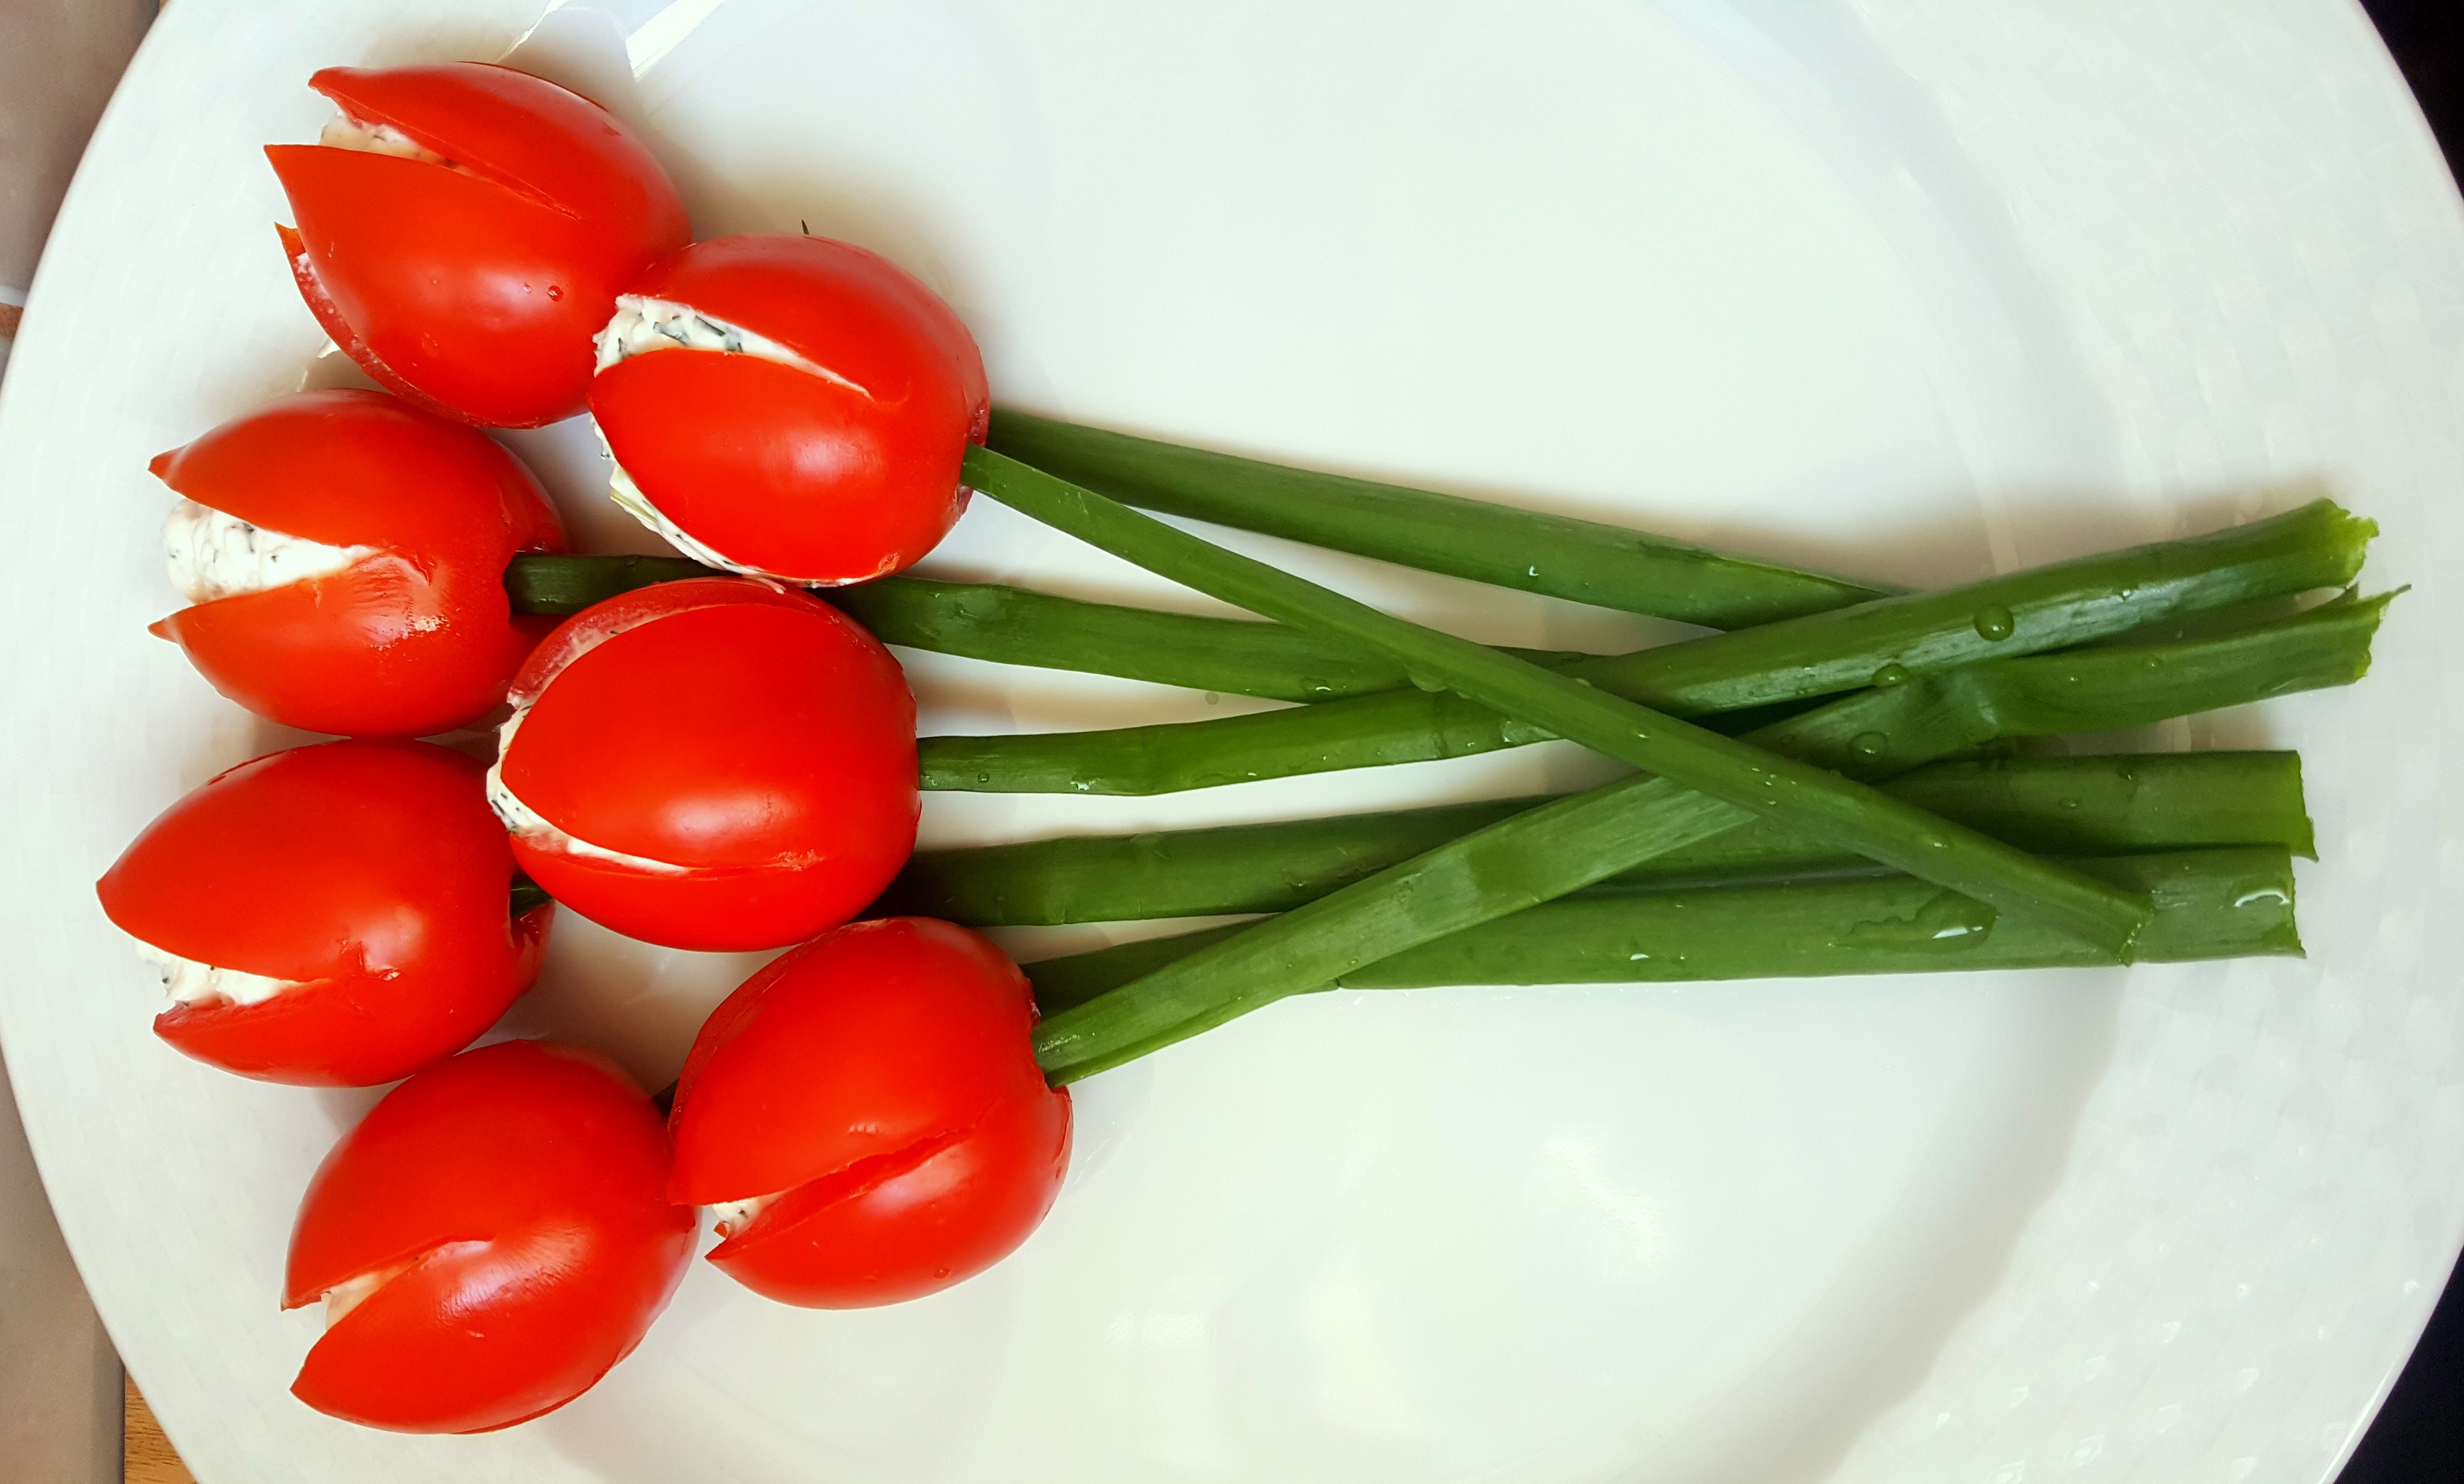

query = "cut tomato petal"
[270, 145, 619, 428]
[308, 63, 685, 246]
[595, 349, 969, 582]
[270, 62, 687, 428]
[285, 1042, 692, 1433]
[99, 741, 543, 1085]
[494, 580, 916, 951]
[590, 233, 988, 579]
[668, 920, 1046, 1206]
[707, 1087, 1070, 1309]
[666, 919, 1068, 1309]
[147, 389, 565, 736]
[621, 233, 986, 422]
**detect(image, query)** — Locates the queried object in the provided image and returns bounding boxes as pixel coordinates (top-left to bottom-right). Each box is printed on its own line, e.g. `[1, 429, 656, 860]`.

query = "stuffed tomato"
[285, 1040, 694, 1433]
[150, 389, 567, 737]
[96, 739, 551, 1086]
[668, 918, 1071, 1307]
[269, 62, 689, 427]
[487, 577, 918, 951]
[589, 233, 989, 582]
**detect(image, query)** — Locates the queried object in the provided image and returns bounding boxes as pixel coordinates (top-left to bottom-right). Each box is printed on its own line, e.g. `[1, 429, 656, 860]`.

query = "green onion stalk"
[1004, 585, 2385, 1082]
[917, 497, 2370, 794]
[958, 448, 2332, 1079]
[884, 750, 2315, 926]
[982, 409, 1900, 627]
[1023, 847, 2303, 1012]
[506, 555, 1596, 704]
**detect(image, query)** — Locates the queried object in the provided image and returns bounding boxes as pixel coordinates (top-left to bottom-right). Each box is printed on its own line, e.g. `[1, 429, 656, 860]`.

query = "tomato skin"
[269, 63, 689, 428]
[149, 389, 568, 738]
[669, 919, 1071, 1307]
[96, 740, 548, 1086]
[284, 1041, 695, 1434]
[590, 233, 989, 582]
[497, 578, 918, 951]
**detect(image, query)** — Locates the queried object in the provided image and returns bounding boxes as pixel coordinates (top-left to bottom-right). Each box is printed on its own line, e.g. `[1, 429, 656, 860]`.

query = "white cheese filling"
[485, 699, 692, 875]
[318, 114, 451, 166]
[709, 1192, 778, 1240]
[592, 296, 839, 379]
[133, 938, 299, 1009]
[321, 1267, 394, 1329]
[163, 498, 378, 606]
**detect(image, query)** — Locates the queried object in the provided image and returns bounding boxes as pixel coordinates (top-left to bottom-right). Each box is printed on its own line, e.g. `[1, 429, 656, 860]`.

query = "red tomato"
[668, 918, 1071, 1307]
[268, 62, 689, 428]
[491, 577, 919, 951]
[149, 389, 568, 738]
[589, 233, 990, 582]
[96, 740, 551, 1086]
[285, 1040, 695, 1434]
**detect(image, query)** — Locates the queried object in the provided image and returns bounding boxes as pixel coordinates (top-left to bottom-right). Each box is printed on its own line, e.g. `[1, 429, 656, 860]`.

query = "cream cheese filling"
[708, 1192, 779, 1241]
[592, 295, 840, 380]
[133, 938, 299, 1009]
[318, 114, 451, 166]
[163, 498, 379, 605]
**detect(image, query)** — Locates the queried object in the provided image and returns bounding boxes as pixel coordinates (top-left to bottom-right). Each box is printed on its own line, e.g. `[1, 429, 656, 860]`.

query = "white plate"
[4, 1, 2460, 1480]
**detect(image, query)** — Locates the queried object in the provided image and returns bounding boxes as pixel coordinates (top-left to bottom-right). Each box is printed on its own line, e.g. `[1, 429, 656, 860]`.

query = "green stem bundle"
[961, 448, 2180, 1077]
[1011, 592, 2380, 1080]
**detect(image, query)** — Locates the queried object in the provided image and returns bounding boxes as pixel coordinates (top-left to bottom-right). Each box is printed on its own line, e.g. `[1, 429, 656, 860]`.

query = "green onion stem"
[885, 751, 2312, 926]
[985, 409, 1897, 627]
[923, 497, 2373, 794]
[1015, 592, 2381, 1081]
[959, 448, 2170, 1080]
[1024, 848, 2301, 1012]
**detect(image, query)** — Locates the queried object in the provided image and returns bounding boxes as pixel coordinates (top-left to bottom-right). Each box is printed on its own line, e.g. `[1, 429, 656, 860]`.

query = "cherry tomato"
[589, 233, 990, 582]
[490, 577, 918, 951]
[285, 1040, 695, 1434]
[268, 62, 690, 428]
[149, 389, 568, 738]
[668, 918, 1071, 1307]
[96, 739, 551, 1086]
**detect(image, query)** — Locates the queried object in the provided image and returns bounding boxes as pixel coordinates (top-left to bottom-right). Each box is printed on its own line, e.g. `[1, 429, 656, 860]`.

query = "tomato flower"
[668, 918, 1071, 1307]
[149, 389, 568, 738]
[487, 577, 919, 951]
[285, 1040, 695, 1433]
[268, 62, 690, 428]
[588, 233, 989, 582]
[96, 739, 551, 1086]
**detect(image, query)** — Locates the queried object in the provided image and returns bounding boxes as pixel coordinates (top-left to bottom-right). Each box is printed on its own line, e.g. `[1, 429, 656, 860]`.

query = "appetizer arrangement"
[99, 60, 2390, 1437]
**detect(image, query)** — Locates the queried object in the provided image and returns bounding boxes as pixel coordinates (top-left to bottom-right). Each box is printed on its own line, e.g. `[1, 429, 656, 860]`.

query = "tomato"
[268, 62, 690, 428]
[589, 233, 989, 582]
[148, 389, 568, 738]
[668, 918, 1071, 1307]
[490, 577, 919, 951]
[96, 739, 551, 1086]
[284, 1040, 695, 1433]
